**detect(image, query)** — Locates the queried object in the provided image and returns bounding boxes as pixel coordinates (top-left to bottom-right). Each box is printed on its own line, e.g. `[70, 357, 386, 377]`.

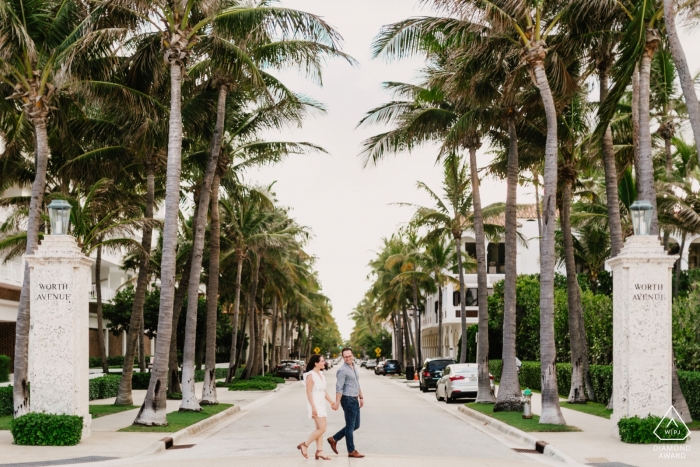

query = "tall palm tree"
[0, 0, 125, 417]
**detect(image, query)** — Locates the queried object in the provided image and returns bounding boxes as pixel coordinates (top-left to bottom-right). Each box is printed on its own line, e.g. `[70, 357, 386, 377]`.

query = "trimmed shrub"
[88, 375, 121, 401]
[11, 413, 83, 446]
[131, 372, 151, 390]
[618, 415, 687, 444]
[0, 385, 12, 416]
[678, 371, 700, 419]
[589, 365, 613, 405]
[251, 375, 284, 385]
[89, 355, 152, 368]
[0, 355, 10, 383]
[228, 380, 276, 391]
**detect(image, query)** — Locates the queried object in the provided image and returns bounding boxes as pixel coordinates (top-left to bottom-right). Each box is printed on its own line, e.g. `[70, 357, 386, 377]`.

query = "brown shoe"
[348, 451, 365, 458]
[327, 437, 338, 455]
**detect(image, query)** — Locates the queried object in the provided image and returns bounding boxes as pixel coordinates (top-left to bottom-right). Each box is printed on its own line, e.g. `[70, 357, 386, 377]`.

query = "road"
[120, 366, 558, 467]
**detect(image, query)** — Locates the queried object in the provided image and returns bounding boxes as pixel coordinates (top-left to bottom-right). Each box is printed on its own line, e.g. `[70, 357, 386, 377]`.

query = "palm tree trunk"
[495, 116, 523, 412]
[639, 31, 661, 235]
[468, 146, 494, 403]
[242, 254, 261, 379]
[411, 278, 422, 365]
[235, 307, 248, 374]
[138, 314, 146, 372]
[180, 85, 228, 410]
[226, 251, 245, 383]
[527, 50, 566, 425]
[674, 233, 686, 298]
[167, 252, 192, 394]
[437, 285, 443, 358]
[95, 244, 109, 374]
[561, 177, 587, 403]
[135, 60, 186, 425]
[664, 0, 700, 166]
[116, 163, 155, 406]
[402, 305, 415, 368]
[633, 64, 642, 193]
[533, 167, 542, 238]
[599, 66, 624, 257]
[13, 116, 50, 417]
[270, 296, 279, 369]
[202, 175, 221, 404]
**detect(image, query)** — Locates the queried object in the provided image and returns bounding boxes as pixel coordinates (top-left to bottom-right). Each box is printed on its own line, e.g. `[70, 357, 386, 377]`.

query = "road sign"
[314, 347, 321, 354]
[374, 347, 381, 356]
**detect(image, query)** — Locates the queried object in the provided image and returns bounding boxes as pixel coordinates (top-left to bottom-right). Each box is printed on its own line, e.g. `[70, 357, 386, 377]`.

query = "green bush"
[88, 375, 121, 401]
[228, 380, 277, 391]
[0, 355, 10, 383]
[89, 355, 152, 368]
[11, 413, 83, 446]
[673, 287, 700, 372]
[0, 385, 12, 416]
[589, 365, 613, 405]
[251, 375, 284, 385]
[618, 415, 687, 444]
[678, 371, 700, 419]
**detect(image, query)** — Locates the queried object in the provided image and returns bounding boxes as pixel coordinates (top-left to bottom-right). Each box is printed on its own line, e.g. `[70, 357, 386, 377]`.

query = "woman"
[297, 355, 335, 460]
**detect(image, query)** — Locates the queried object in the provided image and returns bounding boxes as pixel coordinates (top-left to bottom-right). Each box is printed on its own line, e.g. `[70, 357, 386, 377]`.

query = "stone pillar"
[27, 235, 93, 438]
[606, 236, 677, 437]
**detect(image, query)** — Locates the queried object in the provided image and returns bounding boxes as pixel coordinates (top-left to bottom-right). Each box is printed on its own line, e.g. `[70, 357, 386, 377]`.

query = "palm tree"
[0, 0, 124, 417]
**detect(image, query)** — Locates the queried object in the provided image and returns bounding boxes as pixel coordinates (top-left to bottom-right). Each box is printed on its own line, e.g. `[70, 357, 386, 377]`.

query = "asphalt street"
[118, 366, 558, 467]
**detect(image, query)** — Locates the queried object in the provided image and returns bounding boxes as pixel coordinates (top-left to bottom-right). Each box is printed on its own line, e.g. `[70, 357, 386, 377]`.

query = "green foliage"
[88, 375, 121, 401]
[251, 375, 284, 384]
[0, 355, 10, 383]
[119, 404, 233, 432]
[111, 367, 229, 391]
[11, 413, 83, 446]
[618, 415, 687, 444]
[0, 386, 12, 416]
[673, 286, 700, 372]
[589, 365, 614, 405]
[488, 274, 613, 364]
[465, 403, 580, 432]
[678, 371, 700, 419]
[672, 269, 700, 298]
[228, 380, 277, 391]
[89, 355, 150, 368]
[103, 286, 161, 338]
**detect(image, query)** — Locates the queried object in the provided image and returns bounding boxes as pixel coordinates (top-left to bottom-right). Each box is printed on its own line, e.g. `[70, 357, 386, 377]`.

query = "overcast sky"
[246, 1, 700, 340]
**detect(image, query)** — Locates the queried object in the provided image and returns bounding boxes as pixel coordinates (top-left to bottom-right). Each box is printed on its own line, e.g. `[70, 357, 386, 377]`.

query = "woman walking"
[297, 355, 335, 460]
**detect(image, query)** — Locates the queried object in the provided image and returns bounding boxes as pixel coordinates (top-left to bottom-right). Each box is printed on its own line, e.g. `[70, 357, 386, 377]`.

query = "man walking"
[327, 348, 365, 458]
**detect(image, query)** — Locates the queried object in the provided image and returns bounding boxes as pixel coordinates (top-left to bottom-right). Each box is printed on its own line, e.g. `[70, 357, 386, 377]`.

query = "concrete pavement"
[113, 366, 551, 467]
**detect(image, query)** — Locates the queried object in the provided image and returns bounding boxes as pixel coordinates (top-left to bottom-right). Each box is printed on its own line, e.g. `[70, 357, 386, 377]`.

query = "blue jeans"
[333, 396, 360, 452]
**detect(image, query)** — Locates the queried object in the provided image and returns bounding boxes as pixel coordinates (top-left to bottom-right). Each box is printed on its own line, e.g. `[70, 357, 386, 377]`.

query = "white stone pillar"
[27, 235, 93, 438]
[606, 235, 677, 437]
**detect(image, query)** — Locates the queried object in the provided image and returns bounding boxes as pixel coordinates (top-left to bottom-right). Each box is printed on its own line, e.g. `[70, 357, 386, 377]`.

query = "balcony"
[90, 284, 116, 302]
[0, 259, 24, 287]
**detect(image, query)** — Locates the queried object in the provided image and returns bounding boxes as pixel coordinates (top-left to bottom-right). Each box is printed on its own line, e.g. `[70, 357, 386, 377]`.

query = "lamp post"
[47, 199, 72, 235]
[629, 200, 653, 236]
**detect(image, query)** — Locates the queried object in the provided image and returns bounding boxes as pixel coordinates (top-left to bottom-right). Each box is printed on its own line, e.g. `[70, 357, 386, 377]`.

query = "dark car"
[382, 359, 402, 375]
[419, 357, 456, 392]
[275, 360, 303, 380]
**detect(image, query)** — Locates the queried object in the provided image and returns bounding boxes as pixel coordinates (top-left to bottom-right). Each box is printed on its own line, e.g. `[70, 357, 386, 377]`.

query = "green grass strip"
[89, 404, 138, 419]
[119, 403, 233, 433]
[465, 403, 581, 432]
[0, 415, 10, 430]
[560, 401, 612, 419]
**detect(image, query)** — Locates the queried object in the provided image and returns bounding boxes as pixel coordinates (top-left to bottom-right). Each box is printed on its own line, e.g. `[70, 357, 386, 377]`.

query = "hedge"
[618, 415, 688, 444]
[88, 375, 121, 401]
[110, 367, 229, 390]
[0, 385, 12, 416]
[0, 355, 10, 383]
[89, 355, 151, 368]
[11, 413, 83, 445]
[489, 360, 698, 417]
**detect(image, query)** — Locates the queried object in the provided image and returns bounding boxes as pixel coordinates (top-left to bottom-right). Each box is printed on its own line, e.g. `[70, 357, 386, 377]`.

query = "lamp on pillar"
[47, 199, 72, 235]
[629, 200, 653, 236]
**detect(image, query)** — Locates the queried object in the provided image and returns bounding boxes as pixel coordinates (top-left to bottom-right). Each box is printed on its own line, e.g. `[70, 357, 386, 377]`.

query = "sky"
[246, 1, 700, 340]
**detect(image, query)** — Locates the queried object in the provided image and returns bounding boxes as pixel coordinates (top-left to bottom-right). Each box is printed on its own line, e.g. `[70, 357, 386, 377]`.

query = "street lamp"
[630, 200, 653, 236]
[47, 200, 72, 235]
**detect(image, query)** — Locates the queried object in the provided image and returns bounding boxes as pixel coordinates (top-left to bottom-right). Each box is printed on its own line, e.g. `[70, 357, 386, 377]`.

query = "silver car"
[435, 364, 495, 403]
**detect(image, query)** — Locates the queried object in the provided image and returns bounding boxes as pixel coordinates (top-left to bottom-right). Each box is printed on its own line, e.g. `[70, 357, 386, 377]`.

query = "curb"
[457, 405, 585, 466]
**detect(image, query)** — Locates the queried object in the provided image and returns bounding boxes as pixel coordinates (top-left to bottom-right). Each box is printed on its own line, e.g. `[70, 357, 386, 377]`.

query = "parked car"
[366, 360, 377, 370]
[419, 357, 456, 392]
[435, 364, 496, 403]
[382, 359, 401, 375]
[360, 361, 367, 368]
[374, 361, 385, 375]
[276, 360, 303, 380]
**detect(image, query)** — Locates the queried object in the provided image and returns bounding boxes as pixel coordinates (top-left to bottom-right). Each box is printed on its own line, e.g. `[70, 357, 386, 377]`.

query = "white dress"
[305, 370, 327, 418]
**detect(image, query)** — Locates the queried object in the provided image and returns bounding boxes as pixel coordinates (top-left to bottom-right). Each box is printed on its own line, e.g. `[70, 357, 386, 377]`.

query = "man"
[327, 348, 364, 458]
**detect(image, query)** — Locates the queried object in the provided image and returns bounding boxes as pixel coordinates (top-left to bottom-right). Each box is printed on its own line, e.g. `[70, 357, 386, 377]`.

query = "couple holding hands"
[297, 348, 365, 460]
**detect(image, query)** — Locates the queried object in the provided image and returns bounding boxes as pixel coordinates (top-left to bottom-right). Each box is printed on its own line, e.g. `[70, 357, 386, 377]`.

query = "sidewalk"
[0, 379, 297, 466]
[526, 391, 700, 467]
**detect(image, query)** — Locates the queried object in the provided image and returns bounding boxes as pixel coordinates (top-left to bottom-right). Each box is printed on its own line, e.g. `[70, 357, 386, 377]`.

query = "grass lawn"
[89, 404, 138, 418]
[0, 415, 11, 430]
[118, 403, 233, 433]
[686, 420, 700, 431]
[560, 401, 612, 419]
[465, 403, 581, 432]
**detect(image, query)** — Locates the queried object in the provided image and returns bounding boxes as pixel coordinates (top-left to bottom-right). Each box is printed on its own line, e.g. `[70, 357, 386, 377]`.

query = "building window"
[453, 289, 478, 306]
[487, 242, 506, 273]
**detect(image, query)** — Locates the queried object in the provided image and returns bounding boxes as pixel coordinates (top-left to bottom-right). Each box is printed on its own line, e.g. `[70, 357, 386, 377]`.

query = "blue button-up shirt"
[335, 361, 361, 396]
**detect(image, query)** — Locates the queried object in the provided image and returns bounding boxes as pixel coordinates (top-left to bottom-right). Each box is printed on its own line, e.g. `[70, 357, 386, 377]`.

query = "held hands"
[332, 402, 340, 411]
